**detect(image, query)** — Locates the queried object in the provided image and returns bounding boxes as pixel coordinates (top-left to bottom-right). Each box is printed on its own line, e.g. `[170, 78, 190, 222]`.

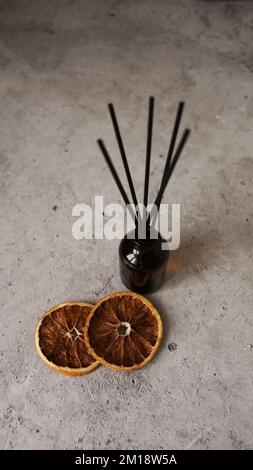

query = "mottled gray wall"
[0, 0, 252, 450]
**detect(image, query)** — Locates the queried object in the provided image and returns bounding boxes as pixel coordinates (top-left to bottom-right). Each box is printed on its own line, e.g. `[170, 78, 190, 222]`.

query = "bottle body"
[119, 231, 169, 294]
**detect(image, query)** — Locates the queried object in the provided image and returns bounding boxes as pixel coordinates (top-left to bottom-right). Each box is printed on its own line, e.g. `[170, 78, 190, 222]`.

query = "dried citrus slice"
[86, 291, 162, 371]
[35, 302, 99, 376]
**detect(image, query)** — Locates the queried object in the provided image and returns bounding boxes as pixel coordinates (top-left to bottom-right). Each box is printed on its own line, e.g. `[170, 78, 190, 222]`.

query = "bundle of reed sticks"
[97, 97, 190, 237]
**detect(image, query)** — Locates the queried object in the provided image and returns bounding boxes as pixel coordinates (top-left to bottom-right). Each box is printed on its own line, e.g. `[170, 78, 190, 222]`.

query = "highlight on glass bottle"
[97, 97, 191, 293]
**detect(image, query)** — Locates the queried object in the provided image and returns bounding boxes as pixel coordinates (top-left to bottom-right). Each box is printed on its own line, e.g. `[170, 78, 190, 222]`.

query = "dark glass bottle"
[119, 229, 169, 294]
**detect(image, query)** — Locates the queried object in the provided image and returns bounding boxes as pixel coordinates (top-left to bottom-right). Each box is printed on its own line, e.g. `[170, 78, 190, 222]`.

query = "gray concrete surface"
[0, 0, 253, 450]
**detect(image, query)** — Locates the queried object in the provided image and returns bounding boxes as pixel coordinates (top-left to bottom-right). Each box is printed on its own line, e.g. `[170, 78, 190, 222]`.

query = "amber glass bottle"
[119, 229, 169, 294]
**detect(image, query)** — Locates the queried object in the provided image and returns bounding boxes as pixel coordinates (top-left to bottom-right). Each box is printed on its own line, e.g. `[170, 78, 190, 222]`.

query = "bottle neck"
[132, 236, 159, 253]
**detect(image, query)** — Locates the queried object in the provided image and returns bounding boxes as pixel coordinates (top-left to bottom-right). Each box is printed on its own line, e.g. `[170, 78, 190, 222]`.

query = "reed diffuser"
[97, 97, 190, 293]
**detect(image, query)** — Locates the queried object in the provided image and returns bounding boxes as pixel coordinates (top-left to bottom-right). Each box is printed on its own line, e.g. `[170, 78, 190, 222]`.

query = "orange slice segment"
[86, 291, 162, 372]
[35, 302, 99, 376]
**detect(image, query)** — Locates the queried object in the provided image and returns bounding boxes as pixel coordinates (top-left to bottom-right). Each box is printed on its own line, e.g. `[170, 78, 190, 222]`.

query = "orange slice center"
[117, 322, 131, 336]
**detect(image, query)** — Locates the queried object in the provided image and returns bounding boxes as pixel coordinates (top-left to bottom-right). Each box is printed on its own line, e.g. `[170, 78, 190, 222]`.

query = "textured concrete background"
[0, 0, 253, 450]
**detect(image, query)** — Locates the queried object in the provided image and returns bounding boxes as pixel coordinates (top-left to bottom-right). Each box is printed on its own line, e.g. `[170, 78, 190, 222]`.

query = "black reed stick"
[148, 128, 191, 227]
[143, 96, 154, 207]
[97, 139, 136, 224]
[98, 98, 190, 236]
[156, 129, 191, 208]
[159, 101, 184, 192]
[108, 103, 139, 207]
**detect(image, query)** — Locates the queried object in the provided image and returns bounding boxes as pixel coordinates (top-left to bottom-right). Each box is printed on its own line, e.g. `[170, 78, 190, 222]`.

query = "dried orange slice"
[86, 291, 162, 372]
[35, 302, 99, 376]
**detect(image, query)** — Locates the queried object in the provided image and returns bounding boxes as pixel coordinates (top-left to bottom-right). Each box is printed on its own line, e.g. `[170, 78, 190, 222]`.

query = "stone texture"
[0, 0, 252, 450]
